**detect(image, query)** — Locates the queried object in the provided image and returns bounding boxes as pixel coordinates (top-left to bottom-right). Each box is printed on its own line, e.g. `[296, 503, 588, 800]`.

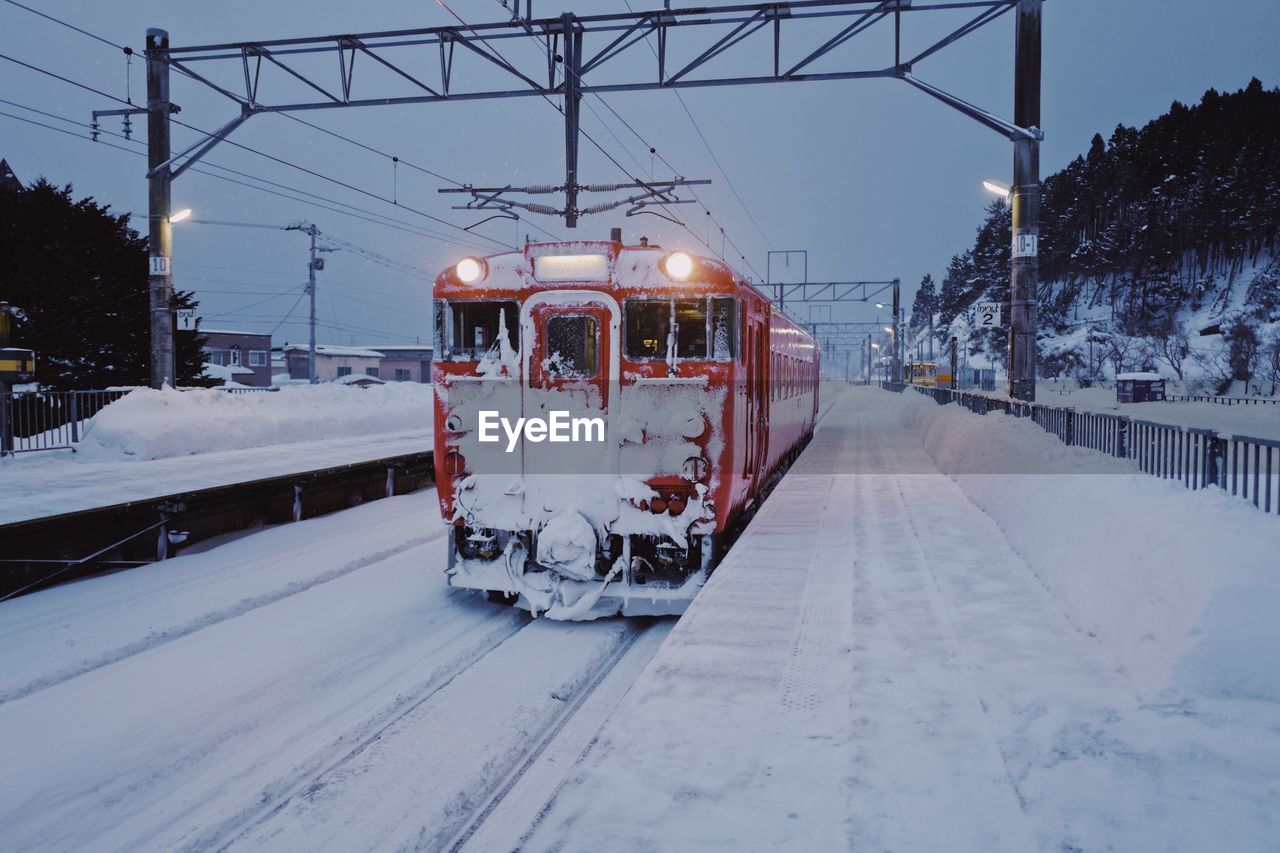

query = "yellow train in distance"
[905, 360, 953, 388]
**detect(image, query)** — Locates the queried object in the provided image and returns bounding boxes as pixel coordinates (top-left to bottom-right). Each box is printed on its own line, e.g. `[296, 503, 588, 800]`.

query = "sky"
[2, 0, 1278, 352]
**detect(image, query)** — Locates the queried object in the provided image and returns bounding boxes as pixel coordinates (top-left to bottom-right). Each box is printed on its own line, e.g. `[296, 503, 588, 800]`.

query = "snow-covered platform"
[0, 430, 432, 526]
[523, 389, 1280, 852]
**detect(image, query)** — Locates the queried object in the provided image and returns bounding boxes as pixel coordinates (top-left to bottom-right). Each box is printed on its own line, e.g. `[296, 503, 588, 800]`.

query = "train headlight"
[445, 413, 465, 433]
[456, 257, 485, 283]
[663, 251, 694, 280]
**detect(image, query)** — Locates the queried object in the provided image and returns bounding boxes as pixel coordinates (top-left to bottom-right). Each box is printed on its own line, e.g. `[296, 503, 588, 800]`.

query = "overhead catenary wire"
[0, 101, 497, 254]
[1, 1, 563, 247]
[0, 51, 514, 252]
[486, 0, 768, 277]
[441, 0, 759, 273]
[621, 0, 775, 253]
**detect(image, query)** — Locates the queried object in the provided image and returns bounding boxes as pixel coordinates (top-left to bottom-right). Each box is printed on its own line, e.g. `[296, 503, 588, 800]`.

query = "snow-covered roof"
[1116, 372, 1163, 381]
[200, 329, 271, 339]
[356, 344, 433, 353]
[334, 373, 386, 385]
[282, 344, 384, 358]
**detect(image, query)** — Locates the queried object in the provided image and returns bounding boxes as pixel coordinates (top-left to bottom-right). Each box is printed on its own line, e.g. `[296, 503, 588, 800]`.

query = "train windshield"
[545, 314, 598, 378]
[436, 300, 519, 360]
[624, 297, 735, 361]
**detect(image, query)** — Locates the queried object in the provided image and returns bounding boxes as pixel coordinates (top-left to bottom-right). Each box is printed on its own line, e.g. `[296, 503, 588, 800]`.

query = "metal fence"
[1, 385, 281, 455]
[884, 382, 1280, 516]
[0, 389, 132, 454]
[1166, 394, 1280, 406]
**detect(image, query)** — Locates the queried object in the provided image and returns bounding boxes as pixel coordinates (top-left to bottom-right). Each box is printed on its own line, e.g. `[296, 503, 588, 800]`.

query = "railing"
[1167, 394, 1280, 406]
[1, 385, 288, 455]
[888, 382, 1280, 517]
[0, 389, 132, 454]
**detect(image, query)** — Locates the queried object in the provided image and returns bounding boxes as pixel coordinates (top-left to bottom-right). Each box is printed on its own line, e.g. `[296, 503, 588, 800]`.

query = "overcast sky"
[2, 0, 1278, 351]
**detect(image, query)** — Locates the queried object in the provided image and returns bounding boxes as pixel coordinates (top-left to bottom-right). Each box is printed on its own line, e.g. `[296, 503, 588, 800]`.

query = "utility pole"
[949, 336, 959, 390]
[286, 222, 326, 384]
[146, 28, 174, 389]
[0, 303, 13, 456]
[891, 278, 901, 383]
[1009, 0, 1041, 401]
[307, 226, 318, 384]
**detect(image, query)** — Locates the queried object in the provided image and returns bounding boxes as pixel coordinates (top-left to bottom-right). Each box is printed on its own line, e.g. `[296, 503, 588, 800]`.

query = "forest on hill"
[909, 78, 1280, 393]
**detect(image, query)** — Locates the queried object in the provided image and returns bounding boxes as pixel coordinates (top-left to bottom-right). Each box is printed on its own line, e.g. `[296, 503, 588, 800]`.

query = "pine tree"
[0, 179, 207, 390]
[908, 273, 937, 338]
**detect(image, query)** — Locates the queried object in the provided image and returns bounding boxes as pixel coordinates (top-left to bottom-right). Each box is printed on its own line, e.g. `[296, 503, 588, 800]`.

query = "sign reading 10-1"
[974, 302, 1003, 328]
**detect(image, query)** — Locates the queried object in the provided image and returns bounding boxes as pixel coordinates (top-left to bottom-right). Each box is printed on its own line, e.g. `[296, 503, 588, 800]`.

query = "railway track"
[217, 617, 672, 852]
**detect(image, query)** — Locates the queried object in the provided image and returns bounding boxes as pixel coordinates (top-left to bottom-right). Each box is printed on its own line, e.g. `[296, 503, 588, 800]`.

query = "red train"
[432, 236, 818, 619]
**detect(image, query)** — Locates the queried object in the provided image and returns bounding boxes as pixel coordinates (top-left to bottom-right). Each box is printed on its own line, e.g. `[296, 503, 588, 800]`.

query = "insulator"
[523, 204, 560, 215]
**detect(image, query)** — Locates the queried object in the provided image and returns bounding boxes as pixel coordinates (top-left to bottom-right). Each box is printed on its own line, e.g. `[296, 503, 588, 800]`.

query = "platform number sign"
[974, 302, 1003, 328]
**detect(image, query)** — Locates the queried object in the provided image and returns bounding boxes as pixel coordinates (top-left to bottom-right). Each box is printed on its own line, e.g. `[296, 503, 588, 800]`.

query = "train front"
[433, 240, 737, 620]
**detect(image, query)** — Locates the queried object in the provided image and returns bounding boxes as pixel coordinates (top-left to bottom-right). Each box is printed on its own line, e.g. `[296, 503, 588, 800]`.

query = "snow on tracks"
[221, 618, 672, 853]
[0, 493, 445, 705]
[0, 490, 673, 853]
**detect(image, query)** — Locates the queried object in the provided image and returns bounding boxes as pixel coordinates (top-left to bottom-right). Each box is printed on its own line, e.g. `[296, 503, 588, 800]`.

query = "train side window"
[443, 300, 518, 361]
[625, 300, 669, 359]
[710, 297, 736, 360]
[545, 314, 598, 377]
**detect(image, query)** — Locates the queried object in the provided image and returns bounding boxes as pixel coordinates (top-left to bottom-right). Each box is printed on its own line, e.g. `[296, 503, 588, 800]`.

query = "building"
[282, 344, 384, 382]
[201, 329, 273, 387]
[358, 344, 433, 382]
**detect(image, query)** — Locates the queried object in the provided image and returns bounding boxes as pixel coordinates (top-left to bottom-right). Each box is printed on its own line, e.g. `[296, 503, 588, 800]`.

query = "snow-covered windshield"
[436, 300, 519, 361]
[545, 314, 599, 378]
[625, 297, 735, 361]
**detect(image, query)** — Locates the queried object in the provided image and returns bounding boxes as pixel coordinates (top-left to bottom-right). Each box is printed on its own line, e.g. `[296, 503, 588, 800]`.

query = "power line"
[622, 0, 774, 253]
[0, 100, 497, 253]
[2, 0, 126, 51]
[2, 1, 563, 246]
[0, 51, 513, 251]
[474, 1, 766, 277]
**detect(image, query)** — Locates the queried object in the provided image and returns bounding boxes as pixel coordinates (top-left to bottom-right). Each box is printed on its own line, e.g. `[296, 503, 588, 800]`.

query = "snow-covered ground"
[0, 490, 673, 851]
[524, 388, 1280, 851]
[3, 385, 1277, 852]
[1036, 381, 1280, 439]
[0, 384, 434, 525]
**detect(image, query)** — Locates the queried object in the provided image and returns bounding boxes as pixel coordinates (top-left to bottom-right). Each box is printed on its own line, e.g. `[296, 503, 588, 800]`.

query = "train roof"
[435, 240, 754, 298]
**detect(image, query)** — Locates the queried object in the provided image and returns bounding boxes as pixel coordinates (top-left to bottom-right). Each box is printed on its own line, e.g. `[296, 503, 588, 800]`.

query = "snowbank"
[74, 384, 433, 461]
[886, 388, 1280, 703]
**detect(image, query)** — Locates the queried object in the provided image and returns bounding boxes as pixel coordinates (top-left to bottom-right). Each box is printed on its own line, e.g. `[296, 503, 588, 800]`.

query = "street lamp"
[169, 208, 192, 223]
[982, 180, 1011, 199]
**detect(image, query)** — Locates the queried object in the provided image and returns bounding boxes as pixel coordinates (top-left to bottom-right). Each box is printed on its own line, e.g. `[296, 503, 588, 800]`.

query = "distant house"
[282, 344, 384, 382]
[202, 329, 272, 387]
[357, 344, 433, 382]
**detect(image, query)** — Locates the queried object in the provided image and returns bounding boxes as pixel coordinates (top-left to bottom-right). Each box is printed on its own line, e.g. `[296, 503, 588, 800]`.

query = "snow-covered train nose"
[535, 510, 598, 582]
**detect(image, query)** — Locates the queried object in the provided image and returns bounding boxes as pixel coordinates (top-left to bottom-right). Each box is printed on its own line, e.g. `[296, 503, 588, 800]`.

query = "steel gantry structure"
[96, 0, 1041, 395]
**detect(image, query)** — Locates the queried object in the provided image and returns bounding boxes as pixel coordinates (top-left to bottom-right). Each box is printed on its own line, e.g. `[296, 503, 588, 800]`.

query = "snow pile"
[74, 383, 433, 461]
[887, 388, 1280, 703]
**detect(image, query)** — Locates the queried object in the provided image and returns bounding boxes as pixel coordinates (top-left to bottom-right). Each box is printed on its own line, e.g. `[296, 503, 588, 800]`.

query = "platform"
[0, 429, 430, 526]
[521, 389, 1277, 852]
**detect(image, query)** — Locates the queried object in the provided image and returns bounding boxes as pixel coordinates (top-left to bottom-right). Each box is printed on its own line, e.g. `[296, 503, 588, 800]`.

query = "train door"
[742, 303, 768, 492]
[521, 292, 620, 517]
